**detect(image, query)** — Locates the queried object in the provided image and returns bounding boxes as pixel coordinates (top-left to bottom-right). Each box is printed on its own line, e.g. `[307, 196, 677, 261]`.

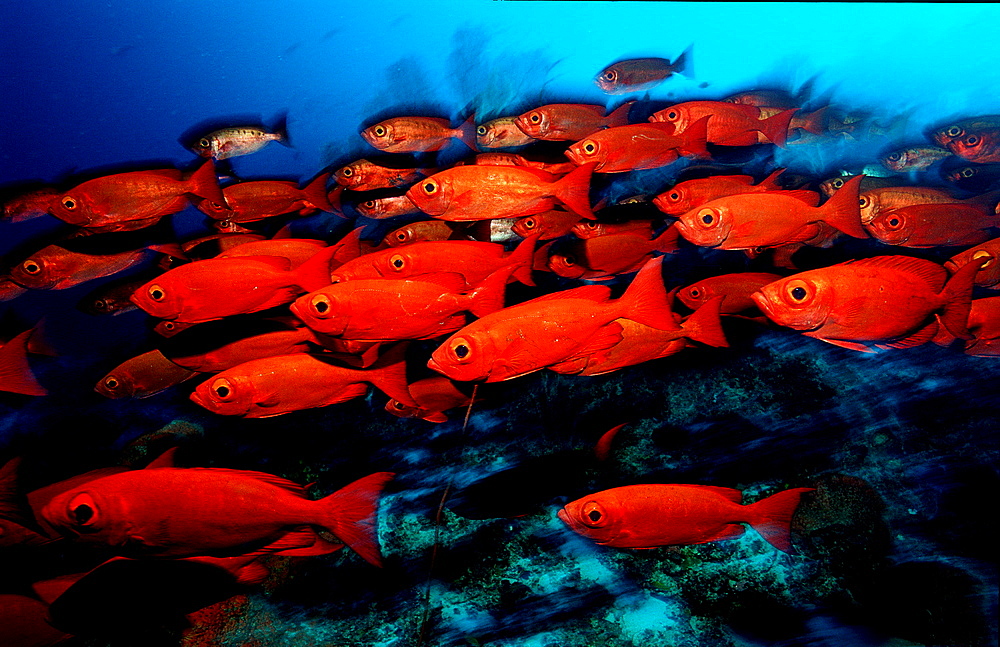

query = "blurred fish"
[361, 115, 476, 153]
[466, 152, 577, 176]
[571, 219, 656, 239]
[333, 159, 434, 191]
[752, 255, 984, 352]
[880, 145, 952, 173]
[653, 169, 788, 216]
[95, 349, 198, 399]
[78, 272, 161, 316]
[945, 239, 1000, 288]
[558, 483, 813, 552]
[595, 46, 692, 95]
[858, 186, 998, 225]
[190, 113, 290, 160]
[565, 118, 709, 173]
[476, 116, 535, 149]
[197, 173, 334, 223]
[355, 195, 421, 219]
[2, 186, 59, 222]
[941, 162, 1000, 193]
[650, 101, 796, 147]
[678, 272, 784, 315]
[384, 375, 476, 423]
[217, 237, 329, 267]
[40, 463, 394, 566]
[514, 102, 633, 141]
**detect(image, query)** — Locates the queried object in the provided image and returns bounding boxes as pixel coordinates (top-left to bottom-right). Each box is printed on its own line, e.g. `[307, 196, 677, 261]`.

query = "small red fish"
[40, 462, 394, 567]
[9, 239, 183, 290]
[547, 227, 680, 280]
[355, 194, 422, 220]
[864, 202, 1000, 248]
[653, 169, 788, 216]
[405, 163, 595, 221]
[384, 375, 476, 423]
[650, 101, 796, 147]
[49, 161, 226, 230]
[2, 187, 59, 223]
[945, 238, 1000, 289]
[558, 483, 813, 552]
[595, 47, 691, 95]
[511, 209, 582, 240]
[361, 115, 476, 153]
[384, 220, 470, 247]
[751, 255, 984, 352]
[514, 102, 633, 141]
[198, 174, 334, 223]
[476, 117, 536, 149]
[858, 186, 996, 225]
[565, 118, 709, 173]
[159, 317, 321, 373]
[333, 159, 433, 191]
[95, 349, 198, 399]
[678, 272, 785, 315]
[189, 347, 416, 418]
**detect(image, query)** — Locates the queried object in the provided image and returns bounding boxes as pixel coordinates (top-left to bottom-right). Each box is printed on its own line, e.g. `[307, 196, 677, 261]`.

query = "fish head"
[49, 191, 96, 226]
[189, 373, 259, 416]
[427, 330, 496, 382]
[880, 150, 910, 173]
[650, 105, 690, 133]
[571, 221, 606, 239]
[677, 280, 713, 310]
[361, 121, 396, 151]
[196, 196, 233, 221]
[290, 289, 348, 336]
[652, 185, 691, 216]
[674, 204, 732, 248]
[932, 123, 967, 148]
[557, 491, 623, 546]
[512, 215, 542, 238]
[405, 175, 451, 216]
[95, 368, 138, 399]
[864, 210, 911, 246]
[857, 191, 881, 225]
[547, 253, 587, 279]
[9, 251, 62, 290]
[564, 137, 606, 170]
[385, 225, 420, 247]
[334, 160, 367, 188]
[41, 485, 129, 547]
[752, 275, 832, 332]
[514, 108, 550, 139]
[129, 277, 183, 320]
[384, 398, 423, 419]
[820, 175, 854, 199]
[190, 134, 217, 158]
[946, 248, 1000, 288]
[949, 131, 994, 161]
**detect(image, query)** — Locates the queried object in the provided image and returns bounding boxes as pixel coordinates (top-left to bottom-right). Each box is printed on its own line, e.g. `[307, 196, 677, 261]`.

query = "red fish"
[426, 257, 676, 382]
[333, 159, 434, 191]
[751, 255, 984, 352]
[198, 174, 334, 223]
[0, 328, 48, 396]
[95, 349, 198, 399]
[945, 238, 1000, 289]
[511, 209, 582, 240]
[9, 239, 183, 290]
[217, 238, 329, 267]
[355, 194, 422, 219]
[0, 277, 28, 302]
[564, 118, 709, 173]
[361, 115, 476, 153]
[384, 220, 470, 247]
[290, 268, 509, 341]
[514, 102, 633, 141]
[405, 163, 595, 221]
[189, 346, 416, 418]
[384, 375, 476, 423]
[678, 272, 785, 315]
[159, 317, 321, 373]
[2, 187, 59, 222]
[650, 101, 796, 147]
[931, 115, 1000, 163]
[858, 186, 997, 225]
[466, 153, 577, 176]
[129, 246, 340, 324]
[39, 462, 394, 567]
[571, 219, 656, 240]
[930, 115, 1000, 148]
[653, 169, 789, 216]
[819, 174, 902, 199]
[49, 161, 226, 230]
[864, 202, 1000, 248]
[674, 174, 866, 251]
[558, 483, 813, 552]
[934, 297, 1000, 356]
[595, 48, 691, 95]
[547, 227, 680, 280]
[476, 117, 536, 149]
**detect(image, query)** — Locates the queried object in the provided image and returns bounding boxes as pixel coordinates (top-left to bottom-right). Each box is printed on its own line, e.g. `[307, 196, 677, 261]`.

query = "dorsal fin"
[847, 256, 947, 292]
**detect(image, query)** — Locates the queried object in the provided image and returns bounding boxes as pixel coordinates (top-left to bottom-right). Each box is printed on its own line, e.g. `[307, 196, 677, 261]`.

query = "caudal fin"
[504, 232, 539, 286]
[613, 257, 676, 330]
[367, 343, 418, 407]
[603, 101, 635, 128]
[302, 172, 336, 213]
[681, 296, 729, 348]
[0, 329, 47, 396]
[553, 162, 596, 220]
[817, 174, 868, 238]
[746, 487, 814, 552]
[938, 254, 987, 340]
[317, 471, 395, 567]
[185, 160, 227, 208]
[455, 114, 478, 151]
[759, 108, 797, 148]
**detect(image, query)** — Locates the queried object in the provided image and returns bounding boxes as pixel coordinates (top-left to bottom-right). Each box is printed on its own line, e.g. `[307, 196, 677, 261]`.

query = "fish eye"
[785, 280, 812, 304]
[886, 216, 902, 228]
[580, 501, 607, 528]
[362, 200, 377, 209]
[21, 259, 41, 274]
[162, 322, 176, 331]
[887, 152, 902, 162]
[530, 112, 541, 123]
[391, 400, 407, 411]
[389, 254, 406, 271]
[584, 222, 599, 230]
[103, 376, 120, 390]
[67, 493, 98, 527]
[395, 231, 409, 241]
[961, 167, 975, 178]
[374, 126, 386, 137]
[93, 299, 110, 311]
[211, 378, 235, 400]
[61, 196, 77, 210]
[859, 196, 870, 208]
[477, 125, 487, 136]
[689, 287, 701, 299]
[668, 191, 680, 201]
[341, 167, 353, 177]
[422, 180, 438, 195]
[310, 293, 333, 316]
[147, 284, 166, 301]
[666, 110, 678, 120]
[972, 250, 994, 268]
[581, 141, 597, 155]
[965, 135, 980, 146]
[523, 217, 536, 229]
[603, 70, 616, 82]
[946, 126, 962, 137]
[697, 209, 716, 226]
[562, 255, 576, 266]
[833, 178, 845, 189]
[449, 337, 473, 362]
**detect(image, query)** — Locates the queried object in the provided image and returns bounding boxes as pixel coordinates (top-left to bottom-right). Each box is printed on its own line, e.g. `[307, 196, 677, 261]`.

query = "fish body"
[9, 243, 160, 291]
[565, 119, 709, 173]
[384, 375, 475, 423]
[191, 118, 289, 160]
[355, 194, 422, 219]
[49, 162, 225, 229]
[217, 238, 329, 268]
[547, 227, 680, 280]
[2, 187, 59, 222]
[514, 102, 633, 141]
[595, 48, 691, 95]
[198, 174, 333, 223]
[405, 163, 595, 221]
[40, 465, 393, 566]
[511, 209, 581, 240]
[678, 272, 784, 315]
[476, 117, 536, 149]
[653, 169, 789, 216]
[558, 483, 812, 552]
[189, 349, 415, 417]
[467, 153, 577, 176]
[945, 238, 1000, 288]
[427, 257, 676, 382]
[674, 174, 866, 250]
[334, 159, 431, 191]
[160, 317, 319, 372]
[571, 219, 655, 239]
[650, 101, 796, 147]
[880, 145, 952, 173]
[384, 220, 469, 246]
[361, 116, 476, 153]
[864, 202, 1000, 248]
[857, 185, 990, 225]
[95, 349, 197, 399]
[751, 255, 983, 352]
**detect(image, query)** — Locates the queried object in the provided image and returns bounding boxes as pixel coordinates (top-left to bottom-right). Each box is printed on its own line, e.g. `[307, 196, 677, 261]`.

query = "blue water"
[2, 2, 999, 646]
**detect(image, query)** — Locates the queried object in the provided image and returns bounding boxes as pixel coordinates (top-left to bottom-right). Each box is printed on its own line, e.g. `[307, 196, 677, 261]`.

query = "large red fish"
[751, 255, 984, 352]
[674, 174, 866, 250]
[39, 462, 394, 567]
[189, 346, 416, 418]
[650, 101, 796, 147]
[514, 102, 634, 141]
[564, 118, 709, 173]
[361, 116, 476, 153]
[49, 161, 226, 231]
[931, 115, 1000, 163]
[129, 246, 339, 324]
[558, 483, 813, 552]
[595, 48, 691, 95]
[197, 174, 335, 223]
[405, 163, 595, 221]
[426, 257, 677, 382]
[652, 169, 789, 216]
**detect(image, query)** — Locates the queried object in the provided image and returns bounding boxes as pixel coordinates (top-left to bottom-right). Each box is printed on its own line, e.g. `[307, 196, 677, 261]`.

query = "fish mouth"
[752, 291, 823, 332]
[556, 508, 570, 527]
[673, 219, 720, 248]
[564, 149, 586, 167]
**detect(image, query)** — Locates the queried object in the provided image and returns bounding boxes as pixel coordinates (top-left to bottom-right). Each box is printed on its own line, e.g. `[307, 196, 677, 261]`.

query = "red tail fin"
[0, 329, 47, 396]
[367, 343, 417, 407]
[759, 108, 797, 148]
[317, 472, 395, 567]
[793, 105, 829, 135]
[603, 101, 634, 128]
[504, 232, 539, 286]
[681, 296, 729, 348]
[817, 174, 867, 238]
[746, 487, 814, 552]
[938, 255, 987, 340]
[553, 162, 595, 220]
[455, 114, 478, 151]
[185, 160, 227, 207]
[302, 172, 336, 212]
[757, 168, 786, 190]
[613, 257, 676, 330]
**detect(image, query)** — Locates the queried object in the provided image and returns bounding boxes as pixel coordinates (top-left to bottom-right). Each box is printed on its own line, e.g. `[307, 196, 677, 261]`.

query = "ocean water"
[1, 2, 999, 646]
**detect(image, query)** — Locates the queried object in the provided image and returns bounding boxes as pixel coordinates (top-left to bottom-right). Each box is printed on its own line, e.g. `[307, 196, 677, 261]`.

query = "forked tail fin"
[746, 487, 814, 552]
[317, 471, 395, 567]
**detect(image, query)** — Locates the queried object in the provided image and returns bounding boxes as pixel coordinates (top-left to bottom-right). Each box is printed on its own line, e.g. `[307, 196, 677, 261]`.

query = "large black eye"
[104, 376, 119, 390]
[666, 111, 678, 120]
[61, 196, 77, 210]
[887, 217, 901, 228]
[689, 287, 701, 299]
[523, 217, 536, 229]
[961, 167, 975, 178]
[668, 191, 680, 201]
[21, 259, 41, 274]
[341, 167, 353, 177]
[422, 181, 438, 195]
[391, 400, 407, 410]
[148, 284, 165, 301]
[947, 126, 962, 137]
[887, 152, 902, 162]
[389, 254, 406, 271]
[310, 293, 332, 316]
[374, 126, 386, 137]
[582, 141, 596, 154]
[395, 231, 408, 241]
[455, 345, 469, 358]
[562, 255, 576, 266]
[965, 135, 980, 146]
[67, 493, 98, 527]
[199, 138, 210, 147]
[585, 222, 599, 230]
[698, 209, 714, 225]
[791, 287, 807, 300]
[73, 504, 93, 524]
[603, 71, 616, 81]
[477, 125, 487, 136]
[450, 337, 472, 362]
[362, 200, 377, 209]
[859, 196, 869, 208]
[580, 500, 606, 527]
[832, 178, 844, 189]
[211, 378, 234, 400]
[530, 113, 541, 123]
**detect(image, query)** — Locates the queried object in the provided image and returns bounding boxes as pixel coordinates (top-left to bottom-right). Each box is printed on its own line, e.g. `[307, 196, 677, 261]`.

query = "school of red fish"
[3, 48, 1000, 637]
